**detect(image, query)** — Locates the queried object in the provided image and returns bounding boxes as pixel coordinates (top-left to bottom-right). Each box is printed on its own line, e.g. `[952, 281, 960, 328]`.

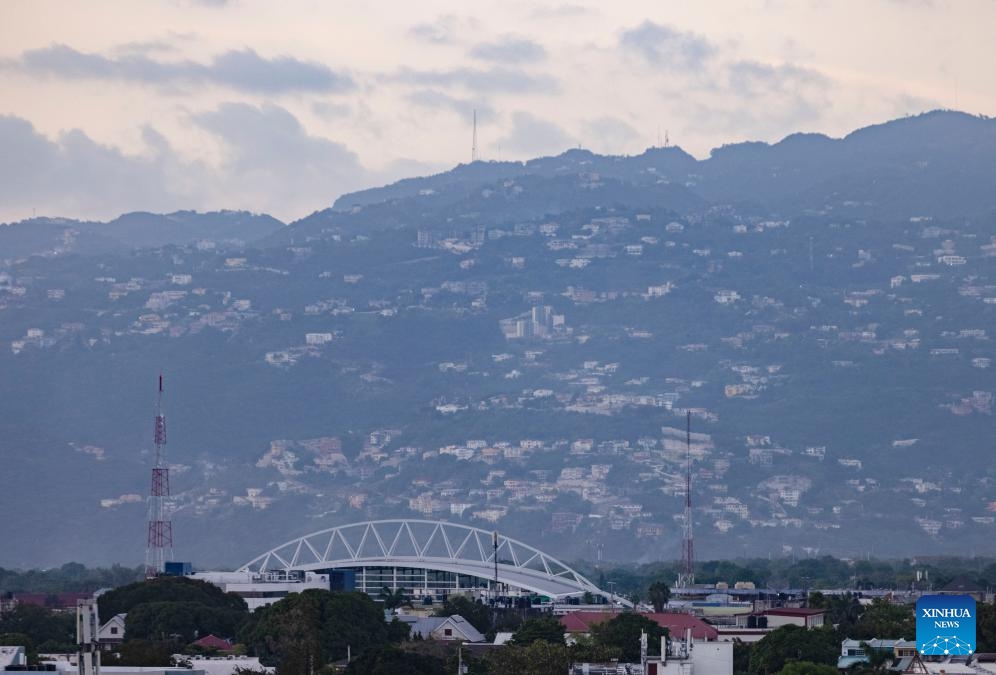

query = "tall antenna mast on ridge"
[471, 109, 478, 162]
[145, 373, 173, 578]
[678, 411, 695, 588]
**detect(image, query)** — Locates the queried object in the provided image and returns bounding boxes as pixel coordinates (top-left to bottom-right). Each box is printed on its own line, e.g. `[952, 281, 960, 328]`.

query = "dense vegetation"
[576, 555, 996, 602]
[3, 558, 996, 672]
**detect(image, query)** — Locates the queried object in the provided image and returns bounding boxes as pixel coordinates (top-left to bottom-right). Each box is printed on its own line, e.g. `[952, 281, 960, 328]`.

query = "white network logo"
[920, 635, 973, 655]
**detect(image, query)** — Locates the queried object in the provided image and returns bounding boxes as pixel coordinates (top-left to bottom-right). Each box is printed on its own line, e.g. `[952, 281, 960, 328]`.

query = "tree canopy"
[748, 625, 840, 675]
[239, 589, 396, 671]
[97, 576, 246, 620]
[510, 616, 565, 646]
[590, 612, 665, 662]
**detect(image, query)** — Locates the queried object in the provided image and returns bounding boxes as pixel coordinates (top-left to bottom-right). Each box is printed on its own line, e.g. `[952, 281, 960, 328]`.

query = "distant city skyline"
[2, 0, 993, 222]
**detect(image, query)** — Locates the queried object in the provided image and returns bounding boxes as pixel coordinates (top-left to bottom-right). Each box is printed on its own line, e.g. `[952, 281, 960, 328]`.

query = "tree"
[239, 590, 391, 670]
[858, 641, 895, 672]
[809, 592, 863, 630]
[0, 604, 75, 650]
[104, 640, 177, 667]
[748, 625, 840, 675]
[647, 581, 671, 613]
[0, 633, 37, 665]
[379, 587, 412, 611]
[97, 576, 246, 619]
[591, 613, 666, 662]
[125, 600, 247, 643]
[850, 599, 914, 640]
[977, 602, 996, 652]
[776, 661, 838, 675]
[485, 640, 572, 675]
[510, 616, 565, 646]
[346, 645, 446, 675]
[733, 639, 752, 675]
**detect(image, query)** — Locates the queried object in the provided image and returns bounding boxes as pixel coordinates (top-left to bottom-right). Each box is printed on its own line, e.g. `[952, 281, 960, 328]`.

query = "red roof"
[191, 635, 233, 650]
[559, 611, 718, 641]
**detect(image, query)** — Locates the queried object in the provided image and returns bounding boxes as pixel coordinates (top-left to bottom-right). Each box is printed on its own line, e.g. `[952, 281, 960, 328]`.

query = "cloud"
[13, 44, 354, 94]
[0, 106, 439, 223]
[529, 4, 595, 19]
[409, 15, 479, 44]
[0, 115, 208, 221]
[496, 111, 575, 156]
[469, 37, 547, 63]
[582, 116, 641, 150]
[192, 103, 367, 208]
[619, 21, 716, 69]
[406, 90, 495, 122]
[726, 60, 829, 98]
[392, 66, 557, 94]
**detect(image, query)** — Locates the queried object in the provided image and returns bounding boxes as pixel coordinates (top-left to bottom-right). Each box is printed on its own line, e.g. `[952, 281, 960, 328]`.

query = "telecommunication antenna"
[677, 411, 695, 588]
[145, 374, 173, 577]
[471, 109, 478, 162]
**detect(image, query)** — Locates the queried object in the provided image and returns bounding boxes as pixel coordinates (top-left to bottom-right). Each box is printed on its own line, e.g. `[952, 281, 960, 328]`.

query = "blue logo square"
[916, 594, 976, 656]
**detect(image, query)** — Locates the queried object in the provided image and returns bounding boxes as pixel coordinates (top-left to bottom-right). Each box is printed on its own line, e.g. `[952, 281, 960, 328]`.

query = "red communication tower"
[677, 411, 695, 588]
[145, 374, 173, 577]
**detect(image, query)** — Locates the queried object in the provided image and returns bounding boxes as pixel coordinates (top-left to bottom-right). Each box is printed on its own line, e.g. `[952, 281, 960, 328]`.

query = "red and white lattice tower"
[145, 374, 173, 578]
[677, 411, 695, 588]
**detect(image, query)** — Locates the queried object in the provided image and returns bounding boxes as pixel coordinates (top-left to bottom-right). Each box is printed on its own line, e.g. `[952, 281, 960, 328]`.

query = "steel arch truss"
[238, 519, 605, 599]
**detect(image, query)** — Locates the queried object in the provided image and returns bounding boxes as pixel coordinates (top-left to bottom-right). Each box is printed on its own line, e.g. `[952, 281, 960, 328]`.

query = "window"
[444, 628, 452, 637]
[110, 627, 118, 635]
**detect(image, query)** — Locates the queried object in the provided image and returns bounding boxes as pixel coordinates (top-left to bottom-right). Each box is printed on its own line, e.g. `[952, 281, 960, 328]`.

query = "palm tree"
[379, 586, 411, 611]
[648, 581, 672, 612]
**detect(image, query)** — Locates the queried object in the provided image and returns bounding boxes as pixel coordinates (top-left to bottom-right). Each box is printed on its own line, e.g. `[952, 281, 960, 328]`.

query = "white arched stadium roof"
[238, 519, 613, 600]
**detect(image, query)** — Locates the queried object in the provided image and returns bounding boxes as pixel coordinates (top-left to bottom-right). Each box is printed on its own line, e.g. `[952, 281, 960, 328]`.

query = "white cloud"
[12, 44, 354, 94]
[495, 111, 575, 156]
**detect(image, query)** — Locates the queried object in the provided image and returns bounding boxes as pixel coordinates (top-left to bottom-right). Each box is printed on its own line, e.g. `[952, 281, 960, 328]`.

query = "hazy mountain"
[1, 111, 994, 569]
[0, 210, 285, 260]
[333, 110, 996, 219]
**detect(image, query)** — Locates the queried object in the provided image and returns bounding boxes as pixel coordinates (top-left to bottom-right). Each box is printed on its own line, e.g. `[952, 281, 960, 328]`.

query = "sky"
[1, 0, 993, 223]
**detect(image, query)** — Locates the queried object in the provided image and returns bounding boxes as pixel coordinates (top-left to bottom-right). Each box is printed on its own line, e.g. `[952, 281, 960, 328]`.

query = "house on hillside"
[98, 613, 126, 648]
[396, 614, 485, 643]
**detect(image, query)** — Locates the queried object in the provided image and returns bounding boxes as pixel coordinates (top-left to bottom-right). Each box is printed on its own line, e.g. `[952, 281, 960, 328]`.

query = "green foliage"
[733, 639, 752, 675]
[647, 581, 671, 613]
[748, 625, 840, 675]
[776, 661, 838, 675]
[346, 645, 446, 675]
[510, 616, 565, 645]
[0, 563, 143, 594]
[590, 612, 666, 662]
[97, 576, 247, 620]
[104, 640, 177, 667]
[978, 602, 996, 652]
[239, 590, 389, 669]
[125, 600, 248, 643]
[485, 640, 572, 675]
[0, 633, 37, 664]
[849, 599, 914, 640]
[433, 596, 491, 635]
[808, 592, 863, 630]
[378, 587, 411, 611]
[0, 604, 74, 650]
